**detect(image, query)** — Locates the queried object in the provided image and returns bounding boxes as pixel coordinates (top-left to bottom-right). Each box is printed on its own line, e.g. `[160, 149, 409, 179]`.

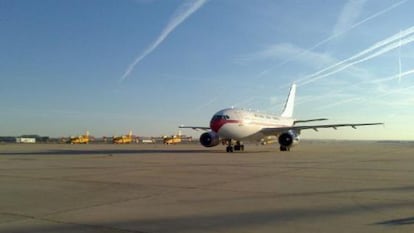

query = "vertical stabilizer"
[281, 83, 296, 118]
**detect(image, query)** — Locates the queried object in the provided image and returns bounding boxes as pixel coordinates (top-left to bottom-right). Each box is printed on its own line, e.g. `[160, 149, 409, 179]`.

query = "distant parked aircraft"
[163, 130, 192, 145]
[69, 131, 90, 144]
[113, 131, 134, 144]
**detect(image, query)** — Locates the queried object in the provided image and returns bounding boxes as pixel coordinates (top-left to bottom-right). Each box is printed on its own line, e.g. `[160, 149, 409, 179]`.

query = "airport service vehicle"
[69, 131, 90, 144]
[113, 131, 133, 144]
[180, 84, 382, 152]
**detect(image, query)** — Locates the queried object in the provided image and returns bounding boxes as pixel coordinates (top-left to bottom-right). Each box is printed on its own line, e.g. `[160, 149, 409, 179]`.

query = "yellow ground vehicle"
[113, 131, 133, 144]
[69, 131, 90, 144]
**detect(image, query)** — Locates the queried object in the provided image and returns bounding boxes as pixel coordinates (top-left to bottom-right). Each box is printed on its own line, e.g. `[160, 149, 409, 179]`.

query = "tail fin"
[281, 83, 296, 118]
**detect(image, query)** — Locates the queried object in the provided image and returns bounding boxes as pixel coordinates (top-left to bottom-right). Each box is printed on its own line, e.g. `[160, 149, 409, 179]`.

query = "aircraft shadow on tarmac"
[0, 147, 279, 156]
[0, 149, 227, 156]
[376, 216, 414, 226]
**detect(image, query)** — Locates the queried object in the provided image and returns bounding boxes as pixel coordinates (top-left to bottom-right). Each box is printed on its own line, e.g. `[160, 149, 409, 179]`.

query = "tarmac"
[0, 141, 413, 233]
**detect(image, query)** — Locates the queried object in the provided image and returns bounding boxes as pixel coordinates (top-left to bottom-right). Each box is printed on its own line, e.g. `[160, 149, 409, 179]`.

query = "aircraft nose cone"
[210, 119, 226, 133]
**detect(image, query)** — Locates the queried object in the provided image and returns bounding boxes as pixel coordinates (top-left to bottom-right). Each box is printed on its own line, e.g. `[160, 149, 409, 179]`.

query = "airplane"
[180, 84, 383, 152]
[163, 130, 183, 145]
[113, 130, 134, 144]
[69, 131, 90, 144]
[163, 130, 193, 145]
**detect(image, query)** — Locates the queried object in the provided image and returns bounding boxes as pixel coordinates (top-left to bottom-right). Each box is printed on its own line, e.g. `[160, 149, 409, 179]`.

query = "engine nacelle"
[278, 131, 300, 148]
[199, 131, 220, 147]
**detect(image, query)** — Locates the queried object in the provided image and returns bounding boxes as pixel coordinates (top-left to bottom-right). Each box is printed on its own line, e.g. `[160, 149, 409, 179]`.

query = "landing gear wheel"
[234, 145, 245, 151]
[226, 146, 233, 153]
[280, 146, 289, 151]
[225, 139, 234, 153]
[234, 141, 244, 152]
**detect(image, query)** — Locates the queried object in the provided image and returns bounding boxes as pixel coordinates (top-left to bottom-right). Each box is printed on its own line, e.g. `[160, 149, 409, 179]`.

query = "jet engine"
[199, 131, 220, 147]
[278, 130, 299, 151]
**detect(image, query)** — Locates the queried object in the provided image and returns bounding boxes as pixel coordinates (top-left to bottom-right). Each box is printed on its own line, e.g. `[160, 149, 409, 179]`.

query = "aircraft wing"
[261, 123, 383, 135]
[294, 118, 328, 124]
[179, 125, 211, 131]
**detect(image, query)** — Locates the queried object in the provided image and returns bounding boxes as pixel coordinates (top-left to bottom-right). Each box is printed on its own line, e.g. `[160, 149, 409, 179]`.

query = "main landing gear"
[279, 145, 290, 151]
[226, 140, 244, 153]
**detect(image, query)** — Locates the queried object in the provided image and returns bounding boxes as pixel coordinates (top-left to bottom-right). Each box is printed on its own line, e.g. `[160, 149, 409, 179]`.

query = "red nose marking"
[210, 119, 226, 132]
[210, 119, 239, 132]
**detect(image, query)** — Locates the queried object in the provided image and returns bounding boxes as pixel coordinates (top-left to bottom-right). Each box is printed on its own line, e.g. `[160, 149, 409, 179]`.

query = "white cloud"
[333, 0, 368, 35]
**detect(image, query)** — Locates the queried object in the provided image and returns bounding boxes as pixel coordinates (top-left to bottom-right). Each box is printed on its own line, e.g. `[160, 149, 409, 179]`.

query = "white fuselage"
[210, 108, 294, 141]
[183, 83, 382, 152]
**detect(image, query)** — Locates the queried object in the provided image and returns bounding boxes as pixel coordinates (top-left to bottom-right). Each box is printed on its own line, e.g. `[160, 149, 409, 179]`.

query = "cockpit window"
[212, 115, 230, 120]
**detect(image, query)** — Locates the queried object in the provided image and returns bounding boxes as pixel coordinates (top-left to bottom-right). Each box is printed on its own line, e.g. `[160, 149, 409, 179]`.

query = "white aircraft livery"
[180, 84, 383, 152]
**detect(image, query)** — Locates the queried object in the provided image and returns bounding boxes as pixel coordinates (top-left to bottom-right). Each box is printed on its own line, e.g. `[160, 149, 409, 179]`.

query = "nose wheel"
[226, 145, 233, 152]
[226, 140, 244, 152]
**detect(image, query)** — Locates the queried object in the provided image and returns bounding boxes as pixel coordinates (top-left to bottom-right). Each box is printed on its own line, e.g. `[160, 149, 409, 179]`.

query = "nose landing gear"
[279, 145, 290, 151]
[226, 140, 244, 152]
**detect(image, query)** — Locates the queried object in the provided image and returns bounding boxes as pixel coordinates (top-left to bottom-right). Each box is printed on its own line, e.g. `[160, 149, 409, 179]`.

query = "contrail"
[398, 30, 402, 83]
[298, 26, 414, 82]
[257, 0, 406, 79]
[120, 0, 208, 81]
[379, 83, 414, 97]
[297, 26, 414, 86]
[310, 68, 414, 112]
[315, 85, 414, 110]
[315, 97, 362, 111]
[300, 35, 414, 86]
[369, 69, 414, 84]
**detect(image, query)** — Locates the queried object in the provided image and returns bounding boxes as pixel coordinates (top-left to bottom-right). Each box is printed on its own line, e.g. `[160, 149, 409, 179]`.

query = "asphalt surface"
[0, 141, 413, 233]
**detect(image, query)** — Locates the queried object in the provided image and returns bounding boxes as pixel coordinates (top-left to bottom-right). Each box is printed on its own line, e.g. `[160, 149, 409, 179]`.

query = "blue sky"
[1, 0, 413, 140]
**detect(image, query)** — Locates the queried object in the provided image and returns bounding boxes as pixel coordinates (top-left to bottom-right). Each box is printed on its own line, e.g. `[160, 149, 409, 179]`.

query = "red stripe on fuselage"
[210, 119, 240, 132]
